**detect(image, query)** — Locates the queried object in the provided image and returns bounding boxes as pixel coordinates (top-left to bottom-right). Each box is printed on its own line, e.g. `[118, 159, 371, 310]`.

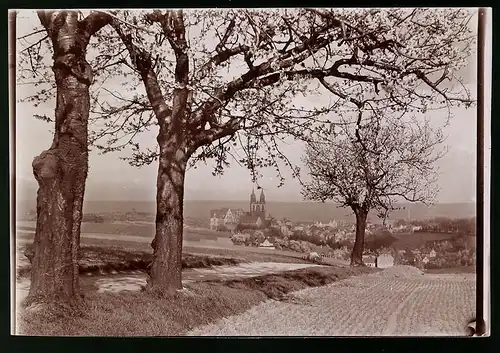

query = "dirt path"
[187, 271, 476, 336]
[91, 262, 325, 293]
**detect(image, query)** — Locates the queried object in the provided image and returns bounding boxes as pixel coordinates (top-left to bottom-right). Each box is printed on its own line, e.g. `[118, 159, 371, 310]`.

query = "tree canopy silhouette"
[302, 111, 446, 265]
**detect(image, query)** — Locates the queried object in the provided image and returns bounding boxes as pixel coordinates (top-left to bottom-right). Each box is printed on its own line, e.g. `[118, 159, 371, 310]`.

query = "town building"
[258, 238, 275, 250]
[239, 188, 270, 228]
[314, 220, 338, 228]
[209, 188, 270, 230]
[209, 208, 245, 231]
[363, 255, 377, 267]
[377, 253, 395, 268]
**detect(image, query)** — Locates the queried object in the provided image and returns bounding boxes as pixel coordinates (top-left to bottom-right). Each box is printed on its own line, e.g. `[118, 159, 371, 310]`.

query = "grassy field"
[17, 217, 347, 266]
[16, 232, 328, 277]
[17, 241, 246, 279]
[391, 232, 476, 250]
[18, 222, 475, 248]
[16, 221, 229, 242]
[17, 266, 376, 336]
[16, 224, 474, 271]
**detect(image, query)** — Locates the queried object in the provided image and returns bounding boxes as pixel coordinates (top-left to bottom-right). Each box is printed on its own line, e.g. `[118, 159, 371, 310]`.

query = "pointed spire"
[250, 187, 256, 202]
[259, 188, 265, 203]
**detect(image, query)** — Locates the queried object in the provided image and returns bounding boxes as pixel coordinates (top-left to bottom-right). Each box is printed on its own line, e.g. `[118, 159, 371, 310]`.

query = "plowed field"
[188, 269, 475, 336]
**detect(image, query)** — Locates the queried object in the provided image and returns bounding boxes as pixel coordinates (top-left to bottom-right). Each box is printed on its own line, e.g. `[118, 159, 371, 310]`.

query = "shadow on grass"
[215, 265, 379, 301]
[16, 266, 377, 336]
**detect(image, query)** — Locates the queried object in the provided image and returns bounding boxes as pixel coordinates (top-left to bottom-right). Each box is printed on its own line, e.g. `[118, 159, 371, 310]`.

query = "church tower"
[250, 188, 257, 212]
[259, 189, 266, 214]
[250, 188, 266, 218]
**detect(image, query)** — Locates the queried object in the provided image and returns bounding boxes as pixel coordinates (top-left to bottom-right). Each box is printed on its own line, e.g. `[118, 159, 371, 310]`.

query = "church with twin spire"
[209, 188, 270, 231]
[240, 188, 267, 226]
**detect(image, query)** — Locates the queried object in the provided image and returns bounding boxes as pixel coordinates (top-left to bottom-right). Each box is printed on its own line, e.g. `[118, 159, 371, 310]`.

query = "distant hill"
[15, 178, 476, 222]
[16, 198, 476, 223]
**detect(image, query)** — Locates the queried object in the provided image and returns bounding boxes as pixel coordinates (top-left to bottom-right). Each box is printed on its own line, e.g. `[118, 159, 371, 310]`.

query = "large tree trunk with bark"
[112, 11, 238, 294]
[147, 148, 186, 294]
[147, 88, 189, 294]
[27, 11, 110, 307]
[350, 208, 368, 266]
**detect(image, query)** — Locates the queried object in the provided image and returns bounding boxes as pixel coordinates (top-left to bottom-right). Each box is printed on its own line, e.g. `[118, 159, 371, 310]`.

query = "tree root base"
[141, 281, 183, 298]
[22, 293, 87, 316]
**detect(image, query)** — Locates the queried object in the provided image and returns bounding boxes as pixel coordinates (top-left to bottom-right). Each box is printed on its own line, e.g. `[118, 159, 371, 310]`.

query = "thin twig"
[94, 10, 155, 35]
[17, 28, 45, 40]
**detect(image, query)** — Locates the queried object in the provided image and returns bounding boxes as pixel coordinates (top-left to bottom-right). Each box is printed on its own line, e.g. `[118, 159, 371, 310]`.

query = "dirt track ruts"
[187, 271, 475, 336]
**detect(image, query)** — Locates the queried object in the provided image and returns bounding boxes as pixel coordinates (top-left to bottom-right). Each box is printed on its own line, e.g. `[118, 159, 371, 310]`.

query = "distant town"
[17, 186, 476, 271]
[205, 188, 476, 269]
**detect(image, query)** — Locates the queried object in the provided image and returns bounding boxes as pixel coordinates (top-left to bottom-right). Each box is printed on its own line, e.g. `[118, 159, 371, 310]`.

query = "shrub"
[326, 239, 341, 250]
[230, 233, 250, 245]
[216, 225, 230, 232]
[365, 233, 398, 253]
[330, 246, 351, 261]
[254, 230, 266, 244]
[265, 227, 282, 239]
[423, 247, 475, 269]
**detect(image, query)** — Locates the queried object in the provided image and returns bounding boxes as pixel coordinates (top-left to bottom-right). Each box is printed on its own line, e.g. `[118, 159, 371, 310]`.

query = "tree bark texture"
[351, 208, 368, 266]
[112, 11, 239, 294]
[147, 88, 190, 294]
[28, 11, 109, 306]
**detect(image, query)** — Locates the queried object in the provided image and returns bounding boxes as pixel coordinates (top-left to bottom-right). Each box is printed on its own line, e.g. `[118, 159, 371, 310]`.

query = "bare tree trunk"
[147, 150, 186, 294]
[147, 88, 189, 295]
[351, 208, 368, 266]
[30, 56, 91, 305]
[27, 11, 110, 307]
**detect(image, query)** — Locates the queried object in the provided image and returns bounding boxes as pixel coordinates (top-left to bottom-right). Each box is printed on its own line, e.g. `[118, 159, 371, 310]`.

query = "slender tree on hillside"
[18, 8, 475, 294]
[302, 112, 446, 266]
[19, 10, 112, 306]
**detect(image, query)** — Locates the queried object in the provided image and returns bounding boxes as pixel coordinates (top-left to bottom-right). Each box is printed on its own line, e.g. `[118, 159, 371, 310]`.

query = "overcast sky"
[14, 9, 479, 203]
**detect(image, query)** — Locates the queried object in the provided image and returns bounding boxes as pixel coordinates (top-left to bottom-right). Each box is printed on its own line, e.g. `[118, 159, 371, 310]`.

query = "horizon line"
[17, 199, 476, 205]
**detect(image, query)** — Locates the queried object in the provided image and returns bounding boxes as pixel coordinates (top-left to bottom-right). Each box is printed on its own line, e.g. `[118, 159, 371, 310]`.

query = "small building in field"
[259, 238, 275, 250]
[377, 253, 395, 268]
[363, 255, 377, 267]
[429, 249, 437, 258]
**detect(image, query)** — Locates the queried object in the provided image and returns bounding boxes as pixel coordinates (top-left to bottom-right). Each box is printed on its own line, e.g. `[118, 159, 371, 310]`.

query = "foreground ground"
[16, 266, 475, 337]
[15, 225, 475, 336]
[16, 266, 376, 336]
[188, 267, 476, 336]
[16, 229, 362, 336]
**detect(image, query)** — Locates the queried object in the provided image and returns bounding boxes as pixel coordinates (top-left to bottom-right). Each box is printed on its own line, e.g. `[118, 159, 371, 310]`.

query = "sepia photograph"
[10, 7, 491, 337]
